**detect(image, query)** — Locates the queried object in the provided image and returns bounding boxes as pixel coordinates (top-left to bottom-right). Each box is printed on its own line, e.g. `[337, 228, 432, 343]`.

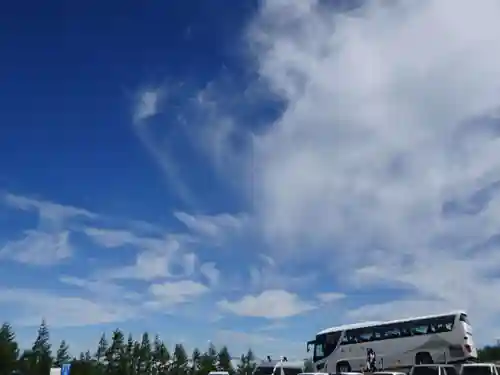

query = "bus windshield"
[313, 331, 342, 362]
[314, 342, 325, 361]
[307, 340, 315, 352]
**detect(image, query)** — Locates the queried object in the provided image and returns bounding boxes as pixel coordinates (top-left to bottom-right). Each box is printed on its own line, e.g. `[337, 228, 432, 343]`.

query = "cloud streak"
[0, 193, 94, 265]
[132, 88, 197, 207]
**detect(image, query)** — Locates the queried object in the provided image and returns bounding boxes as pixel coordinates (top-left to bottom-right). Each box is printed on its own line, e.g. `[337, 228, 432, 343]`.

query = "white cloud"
[0, 194, 89, 265]
[85, 229, 197, 281]
[149, 280, 209, 306]
[4, 193, 95, 225]
[174, 212, 247, 241]
[104, 248, 184, 281]
[316, 292, 345, 303]
[249, 258, 316, 292]
[200, 262, 220, 287]
[133, 89, 161, 123]
[59, 276, 141, 302]
[83, 227, 137, 248]
[0, 288, 134, 327]
[132, 88, 195, 205]
[245, 0, 500, 257]
[0, 230, 72, 266]
[218, 289, 316, 319]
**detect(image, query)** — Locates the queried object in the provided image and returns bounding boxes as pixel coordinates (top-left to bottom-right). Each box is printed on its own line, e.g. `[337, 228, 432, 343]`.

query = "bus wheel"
[415, 352, 433, 365]
[336, 361, 351, 373]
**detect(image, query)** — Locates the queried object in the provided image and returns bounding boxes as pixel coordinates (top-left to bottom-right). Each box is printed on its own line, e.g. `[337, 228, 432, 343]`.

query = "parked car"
[410, 364, 459, 375]
[460, 363, 500, 375]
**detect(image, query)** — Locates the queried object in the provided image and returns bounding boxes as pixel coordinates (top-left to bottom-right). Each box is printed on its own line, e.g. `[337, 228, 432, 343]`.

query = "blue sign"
[61, 363, 71, 375]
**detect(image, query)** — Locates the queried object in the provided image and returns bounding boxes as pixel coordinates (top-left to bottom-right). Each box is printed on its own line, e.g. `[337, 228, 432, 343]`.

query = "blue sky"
[2, 0, 500, 359]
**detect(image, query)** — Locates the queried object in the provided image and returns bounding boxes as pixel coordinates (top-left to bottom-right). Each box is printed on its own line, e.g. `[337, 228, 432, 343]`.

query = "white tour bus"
[306, 311, 477, 373]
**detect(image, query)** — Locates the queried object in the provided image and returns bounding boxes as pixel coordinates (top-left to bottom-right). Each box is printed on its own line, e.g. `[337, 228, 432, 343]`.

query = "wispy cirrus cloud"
[174, 211, 248, 243]
[0, 287, 136, 327]
[132, 88, 196, 206]
[0, 230, 72, 266]
[0, 193, 94, 266]
[4, 193, 96, 223]
[84, 227, 197, 281]
[0, 192, 221, 330]
[218, 289, 316, 319]
[133, 88, 162, 124]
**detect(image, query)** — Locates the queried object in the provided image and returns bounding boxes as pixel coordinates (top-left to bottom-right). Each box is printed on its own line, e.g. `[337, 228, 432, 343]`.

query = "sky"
[2, 0, 500, 360]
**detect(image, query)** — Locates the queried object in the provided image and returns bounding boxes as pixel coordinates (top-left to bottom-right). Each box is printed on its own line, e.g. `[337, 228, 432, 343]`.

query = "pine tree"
[236, 353, 246, 375]
[217, 346, 233, 373]
[236, 350, 256, 375]
[55, 340, 71, 367]
[171, 344, 188, 375]
[125, 334, 135, 375]
[153, 337, 170, 375]
[17, 349, 32, 375]
[32, 319, 51, 354]
[138, 332, 152, 375]
[133, 340, 141, 375]
[190, 348, 201, 375]
[106, 329, 125, 375]
[0, 323, 19, 375]
[199, 343, 217, 375]
[32, 319, 52, 375]
[96, 333, 108, 363]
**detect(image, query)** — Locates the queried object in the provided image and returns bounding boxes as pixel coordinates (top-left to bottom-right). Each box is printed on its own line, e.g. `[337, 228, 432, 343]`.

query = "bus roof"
[316, 310, 467, 335]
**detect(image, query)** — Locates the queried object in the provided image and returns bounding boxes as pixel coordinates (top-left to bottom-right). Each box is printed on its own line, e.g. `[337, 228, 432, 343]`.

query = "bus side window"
[428, 315, 455, 333]
[372, 328, 382, 341]
[398, 322, 412, 338]
[358, 329, 372, 343]
[383, 323, 401, 338]
[344, 331, 356, 345]
[445, 314, 455, 331]
[432, 316, 452, 333]
[410, 319, 432, 335]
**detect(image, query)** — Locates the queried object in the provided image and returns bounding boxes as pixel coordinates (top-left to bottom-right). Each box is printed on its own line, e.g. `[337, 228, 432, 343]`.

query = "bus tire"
[336, 361, 351, 373]
[415, 352, 433, 365]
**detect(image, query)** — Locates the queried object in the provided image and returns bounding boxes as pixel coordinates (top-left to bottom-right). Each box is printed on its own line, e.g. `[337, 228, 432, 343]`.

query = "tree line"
[0, 320, 258, 375]
[1, 320, 500, 375]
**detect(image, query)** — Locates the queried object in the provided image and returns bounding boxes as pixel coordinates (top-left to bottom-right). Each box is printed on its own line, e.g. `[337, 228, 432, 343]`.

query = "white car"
[460, 363, 500, 375]
[410, 364, 458, 375]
